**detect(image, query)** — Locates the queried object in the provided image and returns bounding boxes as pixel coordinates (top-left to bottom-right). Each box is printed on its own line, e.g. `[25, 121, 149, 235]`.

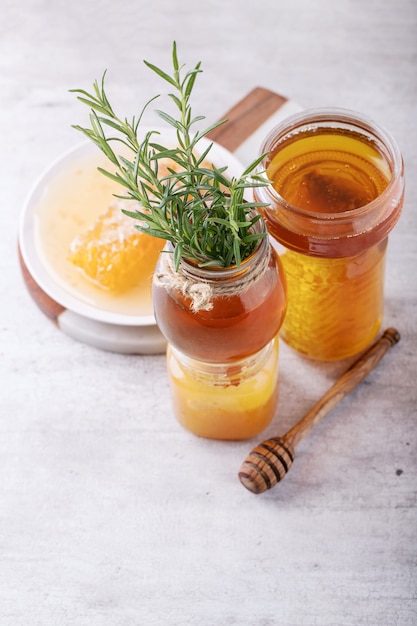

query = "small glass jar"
[152, 215, 287, 363]
[254, 108, 404, 361]
[167, 335, 280, 440]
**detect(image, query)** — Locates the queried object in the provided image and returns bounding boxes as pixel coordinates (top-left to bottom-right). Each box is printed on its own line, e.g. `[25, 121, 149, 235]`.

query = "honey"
[267, 131, 389, 216]
[34, 150, 157, 317]
[255, 109, 404, 360]
[167, 335, 280, 440]
[279, 241, 387, 360]
[152, 230, 287, 363]
[68, 201, 163, 292]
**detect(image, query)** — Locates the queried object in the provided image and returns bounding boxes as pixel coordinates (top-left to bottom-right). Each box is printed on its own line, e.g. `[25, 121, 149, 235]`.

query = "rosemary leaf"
[71, 42, 269, 269]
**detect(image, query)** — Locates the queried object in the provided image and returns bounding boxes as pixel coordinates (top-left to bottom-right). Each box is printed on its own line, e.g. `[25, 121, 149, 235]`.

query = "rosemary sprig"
[70, 42, 270, 270]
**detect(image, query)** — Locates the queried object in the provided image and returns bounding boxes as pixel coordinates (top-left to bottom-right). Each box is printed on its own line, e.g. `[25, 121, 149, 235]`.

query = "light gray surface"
[2, 1, 416, 625]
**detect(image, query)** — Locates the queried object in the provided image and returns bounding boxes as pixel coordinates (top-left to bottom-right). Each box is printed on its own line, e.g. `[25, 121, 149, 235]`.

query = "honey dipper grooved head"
[238, 437, 295, 494]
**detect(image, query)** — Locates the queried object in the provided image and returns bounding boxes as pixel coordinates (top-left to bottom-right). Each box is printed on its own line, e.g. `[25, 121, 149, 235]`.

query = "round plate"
[18, 130, 248, 353]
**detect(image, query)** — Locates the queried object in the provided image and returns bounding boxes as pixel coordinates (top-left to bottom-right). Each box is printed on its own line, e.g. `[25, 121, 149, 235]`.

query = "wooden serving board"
[18, 87, 301, 354]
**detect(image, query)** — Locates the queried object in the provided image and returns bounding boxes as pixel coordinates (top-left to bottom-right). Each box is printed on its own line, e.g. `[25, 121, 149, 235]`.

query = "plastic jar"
[254, 108, 404, 361]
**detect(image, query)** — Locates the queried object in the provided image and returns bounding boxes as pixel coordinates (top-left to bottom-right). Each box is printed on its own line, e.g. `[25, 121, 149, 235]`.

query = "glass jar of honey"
[254, 109, 404, 361]
[152, 216, 287, 363]
[167, 335, 280, 440]
[152, 215, 287, 439]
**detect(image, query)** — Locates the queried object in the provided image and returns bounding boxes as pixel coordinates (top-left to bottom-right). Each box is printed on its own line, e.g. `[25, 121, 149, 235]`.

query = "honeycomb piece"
[68, 201, 164, 292]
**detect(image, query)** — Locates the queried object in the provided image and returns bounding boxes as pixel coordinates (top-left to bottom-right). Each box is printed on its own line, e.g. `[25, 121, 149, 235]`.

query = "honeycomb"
[68, 201, 164, 292]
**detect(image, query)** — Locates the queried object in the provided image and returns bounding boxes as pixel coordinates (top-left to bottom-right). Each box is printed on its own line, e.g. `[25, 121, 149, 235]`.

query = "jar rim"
[177, 212, 270, 281]
[258, 107, 404, 224]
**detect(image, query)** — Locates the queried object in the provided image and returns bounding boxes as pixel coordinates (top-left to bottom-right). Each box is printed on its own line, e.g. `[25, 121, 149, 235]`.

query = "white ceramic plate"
[18, 130, 248, 353]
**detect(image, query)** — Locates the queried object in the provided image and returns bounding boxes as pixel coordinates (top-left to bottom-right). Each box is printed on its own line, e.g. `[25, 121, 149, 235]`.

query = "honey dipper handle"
[285, 328, 401, 449]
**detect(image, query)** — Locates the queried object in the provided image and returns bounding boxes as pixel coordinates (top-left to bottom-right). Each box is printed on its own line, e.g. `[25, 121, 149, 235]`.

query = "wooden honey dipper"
[238, 327, 401, 494]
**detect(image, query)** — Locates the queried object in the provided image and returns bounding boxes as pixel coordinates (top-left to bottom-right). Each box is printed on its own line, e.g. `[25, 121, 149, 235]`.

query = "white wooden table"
[1, 1, 416, 624]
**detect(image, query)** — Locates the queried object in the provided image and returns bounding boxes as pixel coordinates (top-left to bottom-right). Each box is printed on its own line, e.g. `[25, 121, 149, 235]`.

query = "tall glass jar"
[152, 215, 287, 439]
[152, 217, 287, 363]
[254, 109, 404, 361]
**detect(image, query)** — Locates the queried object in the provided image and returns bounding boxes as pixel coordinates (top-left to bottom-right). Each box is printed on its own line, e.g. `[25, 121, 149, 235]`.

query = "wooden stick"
[238, 328, 401, 495]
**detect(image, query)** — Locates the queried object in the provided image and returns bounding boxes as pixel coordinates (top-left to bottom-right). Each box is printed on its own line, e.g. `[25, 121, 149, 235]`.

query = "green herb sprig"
[70, 42, 270, 270]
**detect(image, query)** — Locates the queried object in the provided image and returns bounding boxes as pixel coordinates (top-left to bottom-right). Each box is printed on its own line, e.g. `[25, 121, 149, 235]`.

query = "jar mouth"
[259, 107, 404, 224]
[177, 211, 269, 280]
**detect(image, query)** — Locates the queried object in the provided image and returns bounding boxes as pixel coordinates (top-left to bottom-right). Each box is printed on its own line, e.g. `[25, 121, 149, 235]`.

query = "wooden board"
[207, 87, 288, 150]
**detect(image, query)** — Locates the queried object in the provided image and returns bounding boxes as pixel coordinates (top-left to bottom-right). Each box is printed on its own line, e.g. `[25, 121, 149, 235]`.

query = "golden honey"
[68, 201, 163, 292]
[34, 150, 157, 317]
[255, 109, 404, 360]
[278, 241, 387, 359]
[167, 336, 280, 440]
[267, 131, 389, 216]
[153, 226, 287, 363]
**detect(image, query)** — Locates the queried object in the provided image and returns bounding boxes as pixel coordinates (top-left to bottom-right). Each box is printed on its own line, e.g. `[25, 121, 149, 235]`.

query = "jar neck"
[256, 108, 404, 257]
[179, 220, 270, 284]
[169, 336, 276, 385]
